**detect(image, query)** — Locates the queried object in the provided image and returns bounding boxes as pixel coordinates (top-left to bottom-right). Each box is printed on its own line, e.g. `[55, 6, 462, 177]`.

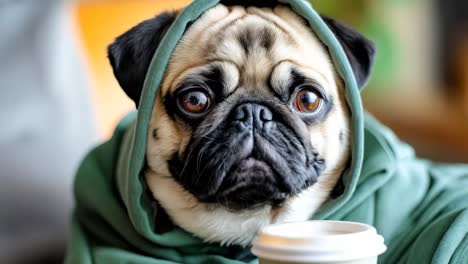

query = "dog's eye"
[179, 90, 211, 114]
[293, 88, 322, 113]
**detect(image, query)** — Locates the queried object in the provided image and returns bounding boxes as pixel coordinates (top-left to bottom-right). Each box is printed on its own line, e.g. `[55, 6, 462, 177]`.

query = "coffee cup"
[252, 220, 386, 264]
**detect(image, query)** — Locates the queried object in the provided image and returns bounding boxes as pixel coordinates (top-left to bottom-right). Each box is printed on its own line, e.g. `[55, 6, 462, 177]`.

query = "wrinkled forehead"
[162, 4, 336, 94]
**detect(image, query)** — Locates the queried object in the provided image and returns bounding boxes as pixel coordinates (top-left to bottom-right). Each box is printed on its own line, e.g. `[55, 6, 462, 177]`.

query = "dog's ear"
[108, 11, 178, 107]
[322, 16, 376, 90]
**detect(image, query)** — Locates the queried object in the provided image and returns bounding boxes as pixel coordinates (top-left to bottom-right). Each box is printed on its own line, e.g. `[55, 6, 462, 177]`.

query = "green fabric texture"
[65, 0, 468, 263]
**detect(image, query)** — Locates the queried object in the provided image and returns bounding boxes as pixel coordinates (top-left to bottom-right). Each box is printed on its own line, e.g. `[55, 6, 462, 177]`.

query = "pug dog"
[108, 1, 374, 247]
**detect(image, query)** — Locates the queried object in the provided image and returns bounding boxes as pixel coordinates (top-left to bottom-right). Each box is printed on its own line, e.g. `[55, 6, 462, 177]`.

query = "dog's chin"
[200, 157, 293, 211]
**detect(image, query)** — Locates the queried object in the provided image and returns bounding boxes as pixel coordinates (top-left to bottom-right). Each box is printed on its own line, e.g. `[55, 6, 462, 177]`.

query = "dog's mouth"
[168, 136, 323, 211]
[200, 157, 293, 210]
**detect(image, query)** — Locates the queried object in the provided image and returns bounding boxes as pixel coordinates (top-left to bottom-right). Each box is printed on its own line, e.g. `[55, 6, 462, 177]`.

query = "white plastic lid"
[252, 221, 387, 263]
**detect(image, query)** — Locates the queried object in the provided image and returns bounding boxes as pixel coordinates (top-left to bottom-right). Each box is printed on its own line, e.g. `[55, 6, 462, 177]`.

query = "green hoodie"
[65, 0, 468, 263]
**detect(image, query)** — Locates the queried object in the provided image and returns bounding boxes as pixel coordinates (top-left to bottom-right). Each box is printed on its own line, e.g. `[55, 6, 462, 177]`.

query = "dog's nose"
[233, 103, 273, 127]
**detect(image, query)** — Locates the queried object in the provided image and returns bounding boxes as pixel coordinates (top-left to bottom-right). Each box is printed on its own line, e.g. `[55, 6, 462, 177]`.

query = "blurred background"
[0, 0, 466, 263]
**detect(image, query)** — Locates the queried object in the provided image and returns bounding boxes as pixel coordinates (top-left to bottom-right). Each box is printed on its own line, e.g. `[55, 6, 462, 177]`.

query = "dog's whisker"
[179, 149, 195, 179]
[194, 143, 210, 185]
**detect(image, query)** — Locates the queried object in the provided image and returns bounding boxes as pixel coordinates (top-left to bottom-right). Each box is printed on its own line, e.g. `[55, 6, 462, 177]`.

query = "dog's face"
[109, 3, 375, 246]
